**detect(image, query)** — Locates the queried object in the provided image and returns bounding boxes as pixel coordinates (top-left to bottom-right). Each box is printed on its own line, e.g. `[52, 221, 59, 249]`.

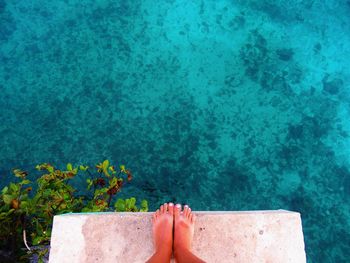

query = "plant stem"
[23, 229, 31, 251]
[107, 194, 113, 207]
[86, 170, 97, 200]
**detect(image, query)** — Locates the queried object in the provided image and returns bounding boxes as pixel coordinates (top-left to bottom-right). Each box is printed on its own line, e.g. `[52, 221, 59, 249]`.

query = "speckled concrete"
[49, 210, 306, 263]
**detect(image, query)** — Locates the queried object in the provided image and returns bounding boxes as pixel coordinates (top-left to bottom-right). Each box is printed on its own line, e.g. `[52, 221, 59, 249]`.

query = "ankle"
[155, 245, 172, 258]
[174, 245, 191, 257]
[147, 248, 172, 263]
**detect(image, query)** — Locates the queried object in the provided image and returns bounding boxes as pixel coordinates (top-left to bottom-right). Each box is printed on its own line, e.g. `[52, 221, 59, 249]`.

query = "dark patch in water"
[302, 116, 330, 139]
[279, 144, 302, 167]
[0, 0, 6, 14]
[335, 166, 350, 195]
[0, 12, 16, 41]
[221, 158, 251, 192]
[276, 48, 294, 61]
[314, 43, 322, 53]
[240, 30, 268, 81]
[287, 124, 303, 140]
[102, 80, 115, 90]
[322, 75, 343, 95]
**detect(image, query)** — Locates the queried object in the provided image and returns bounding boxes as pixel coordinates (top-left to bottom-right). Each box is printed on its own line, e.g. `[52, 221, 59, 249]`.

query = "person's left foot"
[152, 203, 174, 256]
[173, 204, 195, 254]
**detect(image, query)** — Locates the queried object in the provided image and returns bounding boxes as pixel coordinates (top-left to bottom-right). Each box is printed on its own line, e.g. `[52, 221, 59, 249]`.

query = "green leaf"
[120, 165, 126, 173]
[110, 177, 118, 186]
[1, 186, 8, 194]
[42, 189, 52, 198]
[125, 198, 130, 208]
[13, 169, 27, 178]
[47, 166, 54, 173]
[129, 197, 136, 208]
[20, 201, 28, 209]
[20, 179, 31, 185]
[9, 183, 19, 192]
[80, 165, 88, 171]
[63, 193, 70, 201]
[3, 194, 14, 205]
[0, 212, 9, 219]
[102, 160, 111, 177]
[8, 208, 15, 214]
[102, 160, 109, 170]
[114, 199, 125, 212]
[92, 205, 104, 212]
[33, 236, 43, 245]
[67, 163, 73, 171]
[94, 188, 107, 198]
[86, 179, 93, 189]
[140, 200, 148, 212]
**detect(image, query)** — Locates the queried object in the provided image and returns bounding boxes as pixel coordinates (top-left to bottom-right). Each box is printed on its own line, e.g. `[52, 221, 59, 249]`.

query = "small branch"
[87, 170, 97, 194]
[107, 194, 113, 207]
[23, 230, 31, 251]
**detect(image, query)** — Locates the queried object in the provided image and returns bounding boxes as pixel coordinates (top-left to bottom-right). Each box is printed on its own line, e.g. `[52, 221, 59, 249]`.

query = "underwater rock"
[288, 124, 304, 140]
[335, 166, 350, 195]
[102, 79, 115, 90]
[313, 43, 322, 53]
[0, 1, 6, 14]
[322, 75, 343, 95]
[240, 43, 267, 80]
[0, 11, 16, 41]
[228, 15, 246, 30]
[276, 48, 294, 61]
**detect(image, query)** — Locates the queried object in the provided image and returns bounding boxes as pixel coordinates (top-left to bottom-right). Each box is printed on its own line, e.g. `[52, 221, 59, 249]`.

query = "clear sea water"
[1, 0, 349, 262]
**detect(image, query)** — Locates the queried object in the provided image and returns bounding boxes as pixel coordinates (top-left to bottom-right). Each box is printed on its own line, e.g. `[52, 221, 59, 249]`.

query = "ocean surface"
[1, 0, 350, 262]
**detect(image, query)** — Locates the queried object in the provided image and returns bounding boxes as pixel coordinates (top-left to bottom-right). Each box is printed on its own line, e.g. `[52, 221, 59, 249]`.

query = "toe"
[188, 207, 192, 218]
[155, 209, 160, 218]
[183, 205, 189, 217]
[191, 213, 196, 223]
[174, 204, 181, 219]
[164, 203, 168, 213]
[168, 203, 174, 216]
[160, 204, 164, 213]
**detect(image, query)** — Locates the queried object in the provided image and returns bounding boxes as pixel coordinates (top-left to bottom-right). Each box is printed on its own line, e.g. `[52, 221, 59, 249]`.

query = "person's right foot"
[173, 204, 196, 253]
[152, 203, 174, 255]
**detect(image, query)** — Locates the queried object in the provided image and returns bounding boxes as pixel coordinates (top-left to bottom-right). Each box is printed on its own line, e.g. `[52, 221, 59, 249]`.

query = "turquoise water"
[0, 0, 349, 261]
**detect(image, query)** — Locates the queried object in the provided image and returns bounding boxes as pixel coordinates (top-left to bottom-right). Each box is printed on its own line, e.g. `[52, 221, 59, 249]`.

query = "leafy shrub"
[0, 160, 148, 262]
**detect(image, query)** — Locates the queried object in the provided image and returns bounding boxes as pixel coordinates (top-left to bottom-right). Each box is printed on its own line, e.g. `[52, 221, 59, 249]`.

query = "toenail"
[169, 203, 174, 206]
[176, 204, 181, 208]
[184, 205, 189, 208]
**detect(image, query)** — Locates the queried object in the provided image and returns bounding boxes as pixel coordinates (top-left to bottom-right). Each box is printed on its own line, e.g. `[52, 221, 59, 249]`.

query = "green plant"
[0, 160, 148, 262]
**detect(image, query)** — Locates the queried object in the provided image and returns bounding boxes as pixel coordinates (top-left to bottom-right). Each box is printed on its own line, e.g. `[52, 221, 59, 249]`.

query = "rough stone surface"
[49, 210, 306, 263]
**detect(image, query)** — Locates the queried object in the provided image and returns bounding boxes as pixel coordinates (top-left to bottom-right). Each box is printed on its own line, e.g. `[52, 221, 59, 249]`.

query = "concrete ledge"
[49, 210, 306, 263]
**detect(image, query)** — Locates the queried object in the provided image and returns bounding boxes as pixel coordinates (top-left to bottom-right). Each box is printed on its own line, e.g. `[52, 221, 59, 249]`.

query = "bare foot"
[147, 203, 174, 262]
[173, 204, 195, 253]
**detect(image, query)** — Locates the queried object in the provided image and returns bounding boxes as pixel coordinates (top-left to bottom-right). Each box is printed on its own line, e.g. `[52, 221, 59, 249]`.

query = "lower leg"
[173, 204, 206, 263]
[174, 247, 206, 263]
[146, 203, 174, 263]
[146, 249, 172, 263]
